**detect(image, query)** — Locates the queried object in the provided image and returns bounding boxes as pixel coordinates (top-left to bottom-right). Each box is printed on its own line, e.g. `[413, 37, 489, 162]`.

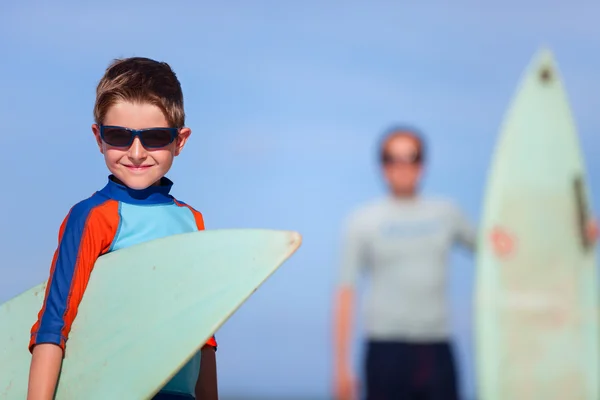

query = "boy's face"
[92, 101, 191, 190]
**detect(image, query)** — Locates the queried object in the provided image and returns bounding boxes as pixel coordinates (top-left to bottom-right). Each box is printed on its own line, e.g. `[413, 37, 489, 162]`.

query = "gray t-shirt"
[339, 196, 476, 342]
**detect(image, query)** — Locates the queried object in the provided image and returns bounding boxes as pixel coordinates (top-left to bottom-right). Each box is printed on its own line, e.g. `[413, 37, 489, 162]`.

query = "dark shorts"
[364, 340, 459, 400]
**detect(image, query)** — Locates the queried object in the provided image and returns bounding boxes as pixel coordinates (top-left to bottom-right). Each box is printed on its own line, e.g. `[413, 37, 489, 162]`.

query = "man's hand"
[334, 368, 357, 400]
[490, 220, 598, 259]
[586, 220, 599, 243]
[490, 226, 515, 258]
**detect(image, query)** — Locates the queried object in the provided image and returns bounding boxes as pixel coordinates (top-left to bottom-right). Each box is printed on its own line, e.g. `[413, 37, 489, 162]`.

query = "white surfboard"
[0, 229, 302, 399]
[475, 48, 599, 400]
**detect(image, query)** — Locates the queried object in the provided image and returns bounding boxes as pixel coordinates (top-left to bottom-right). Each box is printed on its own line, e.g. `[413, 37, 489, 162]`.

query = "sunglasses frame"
[381, 152, 423, 165]
[99, 125, 180, 149]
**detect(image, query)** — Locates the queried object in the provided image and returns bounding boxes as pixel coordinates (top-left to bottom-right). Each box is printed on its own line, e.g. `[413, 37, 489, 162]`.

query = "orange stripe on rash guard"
[206, 335, 217, 348]
[60, 200, 120, 342]
[29, 198, 120, 353]
[172, 199, 205, 230]
[172, 199, 216, 348]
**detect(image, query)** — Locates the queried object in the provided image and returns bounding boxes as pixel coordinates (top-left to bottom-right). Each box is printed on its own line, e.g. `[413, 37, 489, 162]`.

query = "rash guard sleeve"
[29, 197, 120, 353]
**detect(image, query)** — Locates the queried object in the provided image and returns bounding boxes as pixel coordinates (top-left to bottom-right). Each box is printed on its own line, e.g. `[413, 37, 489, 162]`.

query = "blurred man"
[333, 126, 475, 400]
[332, 126, 599, 400]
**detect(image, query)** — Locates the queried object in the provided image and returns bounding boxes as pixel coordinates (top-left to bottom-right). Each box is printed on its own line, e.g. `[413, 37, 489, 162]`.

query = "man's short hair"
[378, 125, 426, 164]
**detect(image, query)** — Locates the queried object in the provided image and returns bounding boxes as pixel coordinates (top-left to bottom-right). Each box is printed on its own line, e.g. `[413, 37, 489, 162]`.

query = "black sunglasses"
[381, 152, 423, 165]
[99, 125, 179, 149]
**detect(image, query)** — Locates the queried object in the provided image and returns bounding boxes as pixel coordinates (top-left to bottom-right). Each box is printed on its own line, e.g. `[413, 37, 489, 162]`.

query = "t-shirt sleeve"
[29, 199, 119, 353]
[338, 212, 368, 288]
[450, 203, 477, 252]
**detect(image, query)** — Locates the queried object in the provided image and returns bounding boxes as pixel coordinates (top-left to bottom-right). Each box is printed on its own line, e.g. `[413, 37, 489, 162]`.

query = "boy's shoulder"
[169, 195, 205, 229]
[58, 180, 206, 232]
[59, 190, 120, 230]
[170, 195, 201, 212]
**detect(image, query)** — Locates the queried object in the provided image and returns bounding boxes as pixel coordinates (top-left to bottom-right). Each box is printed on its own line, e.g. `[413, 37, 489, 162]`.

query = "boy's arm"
[185, 207, 219, 399]
[28, 201, 118, 398]
[27, 344, 63, 400]
[196, 344, 218, 400]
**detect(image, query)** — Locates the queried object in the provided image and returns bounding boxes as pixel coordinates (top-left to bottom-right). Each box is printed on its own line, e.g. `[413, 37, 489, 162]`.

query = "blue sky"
[2, 2, 600, 399]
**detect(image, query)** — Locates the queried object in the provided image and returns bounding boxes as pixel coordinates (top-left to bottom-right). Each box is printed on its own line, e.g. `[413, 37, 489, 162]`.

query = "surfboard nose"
[533, 46, 555, 63]
[529, 47, 559, 81]
[286, 231, 303, 250]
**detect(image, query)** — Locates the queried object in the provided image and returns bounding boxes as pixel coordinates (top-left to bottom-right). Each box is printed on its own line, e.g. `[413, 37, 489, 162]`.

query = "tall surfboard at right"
[475, 48, 599, 400]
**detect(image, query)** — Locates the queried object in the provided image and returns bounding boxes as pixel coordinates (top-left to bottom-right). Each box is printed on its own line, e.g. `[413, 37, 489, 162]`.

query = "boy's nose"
[128, 137, 147, 160]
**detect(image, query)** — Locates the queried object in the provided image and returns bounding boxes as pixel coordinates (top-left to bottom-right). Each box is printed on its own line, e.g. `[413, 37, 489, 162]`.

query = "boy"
[27, 57, 218, 400]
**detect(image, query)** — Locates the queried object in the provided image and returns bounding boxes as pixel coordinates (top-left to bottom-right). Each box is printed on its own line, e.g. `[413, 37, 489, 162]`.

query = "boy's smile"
[92, 101, 191, 190]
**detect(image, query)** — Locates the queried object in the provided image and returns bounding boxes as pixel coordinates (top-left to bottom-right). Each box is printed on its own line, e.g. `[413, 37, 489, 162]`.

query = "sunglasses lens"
[141, 129, 175, 147]
[383, 153, 421, 165]
[102, 127, 132, 147]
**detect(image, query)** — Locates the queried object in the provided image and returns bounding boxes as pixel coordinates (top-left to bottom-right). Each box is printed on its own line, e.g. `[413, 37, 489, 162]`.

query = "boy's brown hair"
[94, 57, 185, 128]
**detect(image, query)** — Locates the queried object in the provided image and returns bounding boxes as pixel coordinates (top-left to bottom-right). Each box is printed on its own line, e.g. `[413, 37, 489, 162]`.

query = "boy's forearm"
[28, 344, 63, 400]
[196, 345, 218, 400]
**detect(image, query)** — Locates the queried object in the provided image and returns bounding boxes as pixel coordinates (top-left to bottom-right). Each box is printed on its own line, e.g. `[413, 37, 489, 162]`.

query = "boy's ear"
[175, 128, 192, 156]
[92, 124, 104, 154]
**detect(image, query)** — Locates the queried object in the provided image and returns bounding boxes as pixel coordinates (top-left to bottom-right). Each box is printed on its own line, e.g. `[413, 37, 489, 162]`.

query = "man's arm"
[28, 202, 117, 399]
[451, 204, 477, 252]
[334, 286, 355, 381]
[333, 212, 366, 400]
[196, 344, 218, 400]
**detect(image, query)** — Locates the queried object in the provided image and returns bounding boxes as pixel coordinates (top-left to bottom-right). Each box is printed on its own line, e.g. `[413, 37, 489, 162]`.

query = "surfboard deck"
[475, 48, 599, 400]
[0, 228, 302, 399]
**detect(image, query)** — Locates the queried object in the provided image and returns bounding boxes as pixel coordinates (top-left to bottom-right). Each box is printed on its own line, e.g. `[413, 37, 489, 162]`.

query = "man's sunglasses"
[381, 152, 423, 165]
[99, 125, 179, 149]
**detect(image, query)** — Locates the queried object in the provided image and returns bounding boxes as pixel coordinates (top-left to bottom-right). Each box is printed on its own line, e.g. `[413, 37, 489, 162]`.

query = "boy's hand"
[196, 345, 218, 400]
